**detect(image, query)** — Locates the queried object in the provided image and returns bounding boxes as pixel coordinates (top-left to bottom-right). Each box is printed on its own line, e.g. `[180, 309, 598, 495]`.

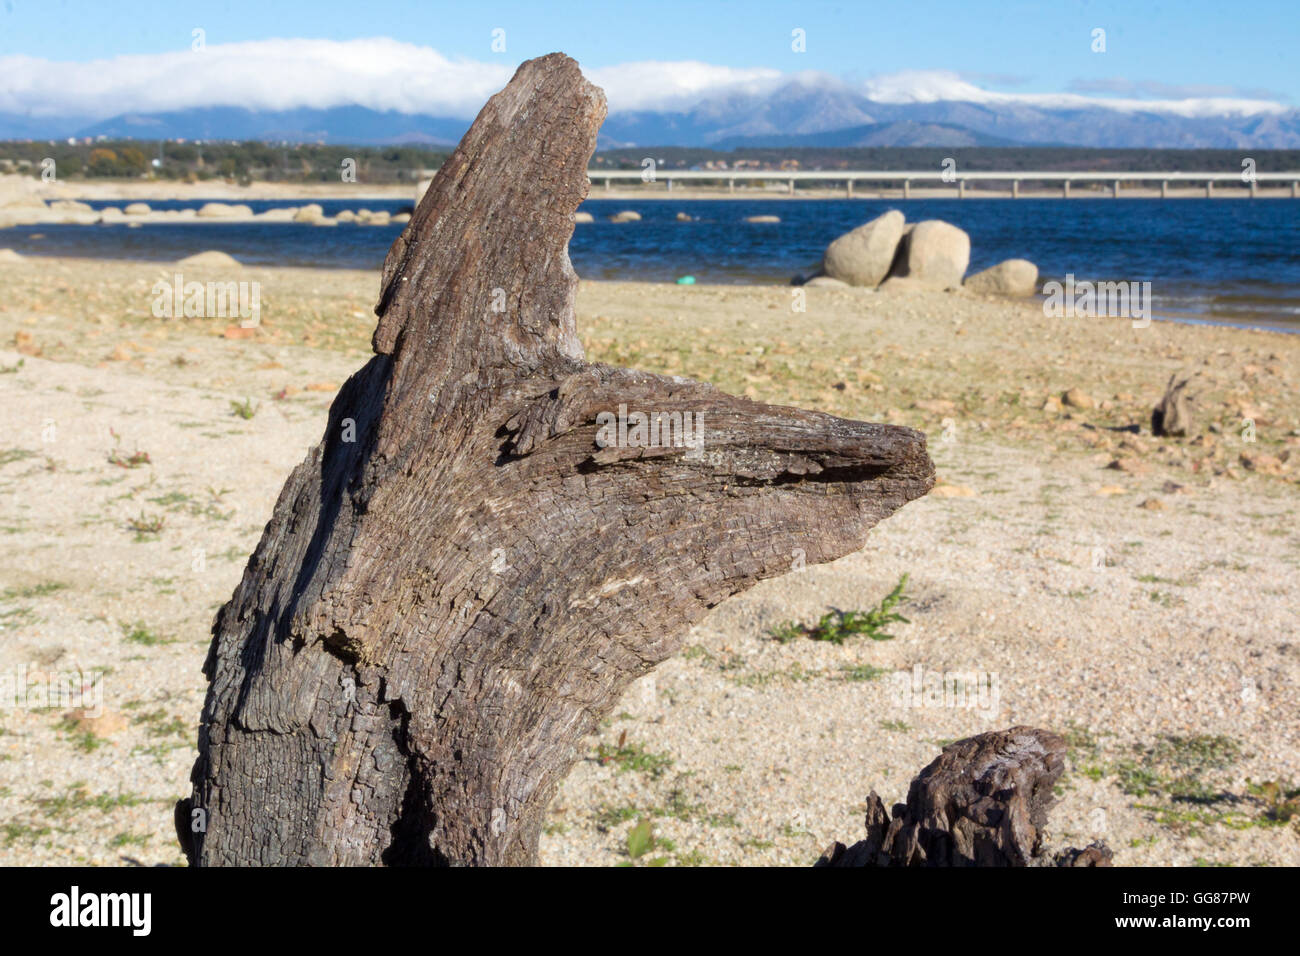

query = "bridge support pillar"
[1161, 180, 1169, 198]
[1207, 181, 1214, 198]
[903, 179, 910, 199]
[788, 178, 795, 195]
[1063, 180, 1070, 198]
[1250, 180, 1258, 198]
[958, 180, 966, 199]
[1012, 180, 1019, 198]
[728, 178, 734, 194]
[1113, 180, 1121, 197]
[604, 178, 610, 192]
[1293, 181, 1299, 198]
[667, 178, 673, 192]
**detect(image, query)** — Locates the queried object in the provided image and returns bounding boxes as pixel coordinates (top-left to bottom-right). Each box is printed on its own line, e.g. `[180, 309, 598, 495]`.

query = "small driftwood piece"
[1151, 373, 1194, 437]
[178, 53, 934, 867]
[817, 727, 1113, 867]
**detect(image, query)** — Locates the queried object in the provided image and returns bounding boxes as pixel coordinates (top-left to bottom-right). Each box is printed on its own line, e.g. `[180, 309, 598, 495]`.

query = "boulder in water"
[888, 219, 970, 288]
[573, 211, 594, 223]
[124, 202, 151, 216]
[823, 210, 905, 287]
[197, 202, 253, 218]
[609, 210, 641, 223]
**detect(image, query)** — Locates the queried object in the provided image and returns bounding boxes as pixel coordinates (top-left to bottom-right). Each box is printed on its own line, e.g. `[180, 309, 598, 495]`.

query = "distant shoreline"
[12, 179, 414, 202]
[11, 179, 1299, 203]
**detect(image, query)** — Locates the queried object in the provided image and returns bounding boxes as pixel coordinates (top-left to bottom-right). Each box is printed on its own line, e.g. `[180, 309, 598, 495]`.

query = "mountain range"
[4, 78, 1298, 149]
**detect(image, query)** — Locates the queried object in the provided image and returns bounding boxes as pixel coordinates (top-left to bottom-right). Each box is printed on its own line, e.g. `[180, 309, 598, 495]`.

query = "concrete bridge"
[586, 168, 1300, 198]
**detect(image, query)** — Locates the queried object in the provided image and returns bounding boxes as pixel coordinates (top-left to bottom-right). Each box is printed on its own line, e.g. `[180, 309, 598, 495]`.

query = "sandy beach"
[0, 254, 1297, 866]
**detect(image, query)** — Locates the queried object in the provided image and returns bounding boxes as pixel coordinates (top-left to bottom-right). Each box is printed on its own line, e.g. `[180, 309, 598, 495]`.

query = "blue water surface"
[6, 196, 1298, 328]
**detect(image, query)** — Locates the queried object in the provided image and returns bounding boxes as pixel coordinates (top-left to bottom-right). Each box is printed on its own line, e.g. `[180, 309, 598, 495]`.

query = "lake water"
[5, 196, 1299, 330]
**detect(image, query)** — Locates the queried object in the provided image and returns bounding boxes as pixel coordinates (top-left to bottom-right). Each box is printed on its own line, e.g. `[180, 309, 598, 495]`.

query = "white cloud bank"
[862, 69, 1288, 118]
[0, 38, 1287, 120]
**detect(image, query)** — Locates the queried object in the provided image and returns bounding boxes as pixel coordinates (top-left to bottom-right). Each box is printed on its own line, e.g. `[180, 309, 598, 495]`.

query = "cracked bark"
[178, 53, 935, 866]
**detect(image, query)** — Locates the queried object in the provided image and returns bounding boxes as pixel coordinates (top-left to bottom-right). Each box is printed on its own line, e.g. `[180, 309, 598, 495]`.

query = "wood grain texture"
[178, 53, 936, 866]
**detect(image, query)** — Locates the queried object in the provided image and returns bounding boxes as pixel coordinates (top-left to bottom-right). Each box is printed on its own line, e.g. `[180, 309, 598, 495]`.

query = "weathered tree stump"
[177, 53, 935, 866]
[816, 727, 1113, 867]
[1152, 373, 1194, 437]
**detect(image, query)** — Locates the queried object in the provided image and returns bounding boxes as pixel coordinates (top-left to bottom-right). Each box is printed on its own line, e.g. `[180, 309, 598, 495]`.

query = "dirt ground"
[1, 254, 1297, 865]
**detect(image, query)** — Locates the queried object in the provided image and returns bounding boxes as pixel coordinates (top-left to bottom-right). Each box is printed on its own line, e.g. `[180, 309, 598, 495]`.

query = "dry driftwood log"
[817, 727, 1113, 867]
[177, 53, 935, 866]
[1152, 373, 1194, 437]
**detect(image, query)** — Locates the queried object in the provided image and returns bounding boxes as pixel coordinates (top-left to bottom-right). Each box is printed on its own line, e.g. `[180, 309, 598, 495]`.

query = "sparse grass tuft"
[595, 738, 674, 779]
[126, 511, 166, 538]
[770, 574, 911, 644]
[1249, 780, 1300, 825]
[107, 448, 151, 468]
[120, 620, 170, 646]
[1113, 735, 1243, 803]
[0, 581, 66, 601]
[55, 716, 110, 754]
[230, 397, 259, 419]
[840, 663, 888, 682]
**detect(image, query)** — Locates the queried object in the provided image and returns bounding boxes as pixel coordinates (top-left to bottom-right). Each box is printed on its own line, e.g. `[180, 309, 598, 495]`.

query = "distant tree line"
[0, 140, 450, 184]
[1, 140, 1296, 183]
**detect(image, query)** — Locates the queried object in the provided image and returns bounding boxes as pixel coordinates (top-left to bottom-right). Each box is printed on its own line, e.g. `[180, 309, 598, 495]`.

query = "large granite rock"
[965, 258, 1038, 296]
[822, 210, 905, 287]
[889, 219, 970, 288]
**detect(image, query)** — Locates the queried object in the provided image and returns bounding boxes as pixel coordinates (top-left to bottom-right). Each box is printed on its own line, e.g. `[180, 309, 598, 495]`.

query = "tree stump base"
[817, 727, 1113, 867]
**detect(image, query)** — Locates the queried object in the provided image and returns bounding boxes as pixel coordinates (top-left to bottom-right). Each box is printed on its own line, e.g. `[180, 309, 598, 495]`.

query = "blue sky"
[1, 0, 1296, 117]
